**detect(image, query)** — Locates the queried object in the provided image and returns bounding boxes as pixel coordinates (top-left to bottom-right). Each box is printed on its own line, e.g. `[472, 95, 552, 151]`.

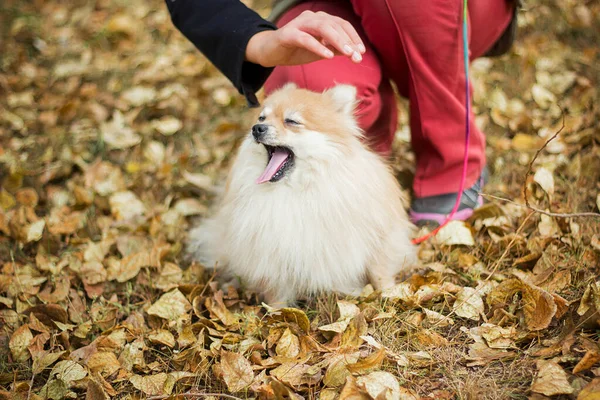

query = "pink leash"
[412, 0, 471, 245]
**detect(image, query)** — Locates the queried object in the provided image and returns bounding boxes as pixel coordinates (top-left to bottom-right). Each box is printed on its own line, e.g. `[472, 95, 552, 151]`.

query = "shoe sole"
[410, 195, 483, 227]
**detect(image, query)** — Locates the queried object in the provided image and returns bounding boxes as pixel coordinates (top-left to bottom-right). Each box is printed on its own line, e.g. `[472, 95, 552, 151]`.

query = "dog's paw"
[262, 289, 294, 309]
[186, 220, 221, 267]
[218, 275, 241, 292]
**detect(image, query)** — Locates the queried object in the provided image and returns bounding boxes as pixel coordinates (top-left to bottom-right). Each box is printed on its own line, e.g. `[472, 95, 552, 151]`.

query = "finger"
[291, 30, 335, 59]
[302, 20, 354, 58]
[322, 23, 354, 56]
[336, 18, 366, 53]
[329, 23, 363, 62]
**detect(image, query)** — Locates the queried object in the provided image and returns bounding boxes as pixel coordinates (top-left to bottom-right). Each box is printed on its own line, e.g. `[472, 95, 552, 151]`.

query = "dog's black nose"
[252, 124, 268, 141]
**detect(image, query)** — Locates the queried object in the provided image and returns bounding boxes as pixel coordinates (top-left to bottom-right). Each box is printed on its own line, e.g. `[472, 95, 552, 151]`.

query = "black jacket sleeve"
[165, 0, 277, 107]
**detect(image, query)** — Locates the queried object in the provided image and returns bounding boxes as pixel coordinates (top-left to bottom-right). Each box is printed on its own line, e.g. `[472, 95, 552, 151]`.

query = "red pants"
[264, 0, 514, 197]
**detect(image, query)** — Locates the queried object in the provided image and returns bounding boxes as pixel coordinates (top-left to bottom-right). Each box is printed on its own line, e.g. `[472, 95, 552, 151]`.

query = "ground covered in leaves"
[1, 0, 600, 399]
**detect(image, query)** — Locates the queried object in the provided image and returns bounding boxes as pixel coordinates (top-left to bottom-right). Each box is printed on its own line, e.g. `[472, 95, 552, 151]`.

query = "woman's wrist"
[246, 30, 275, 67]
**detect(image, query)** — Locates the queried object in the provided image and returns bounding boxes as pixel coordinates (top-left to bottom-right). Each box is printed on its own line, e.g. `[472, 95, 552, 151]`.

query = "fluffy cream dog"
[188, 83, 417, 306]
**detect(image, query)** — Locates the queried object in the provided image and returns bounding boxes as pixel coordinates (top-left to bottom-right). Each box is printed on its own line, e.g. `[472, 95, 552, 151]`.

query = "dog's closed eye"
[284, 118, 301, 126]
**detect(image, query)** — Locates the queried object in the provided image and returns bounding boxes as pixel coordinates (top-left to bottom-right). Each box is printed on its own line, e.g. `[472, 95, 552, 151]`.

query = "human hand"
[245, 10, 366, 67]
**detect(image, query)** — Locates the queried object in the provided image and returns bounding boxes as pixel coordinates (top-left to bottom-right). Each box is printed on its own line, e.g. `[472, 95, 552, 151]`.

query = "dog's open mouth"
[256, 145, 295, 184]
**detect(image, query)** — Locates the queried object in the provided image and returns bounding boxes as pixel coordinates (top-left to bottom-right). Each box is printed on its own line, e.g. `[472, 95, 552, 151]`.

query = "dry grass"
[1, 0, 599, 399]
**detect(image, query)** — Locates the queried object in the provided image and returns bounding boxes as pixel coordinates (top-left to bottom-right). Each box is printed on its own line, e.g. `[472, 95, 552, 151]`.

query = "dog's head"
[249, 83, 361, 184]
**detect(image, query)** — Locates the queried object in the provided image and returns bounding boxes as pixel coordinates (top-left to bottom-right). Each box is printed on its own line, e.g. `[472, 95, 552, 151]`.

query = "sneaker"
[410, 168, 488, 227]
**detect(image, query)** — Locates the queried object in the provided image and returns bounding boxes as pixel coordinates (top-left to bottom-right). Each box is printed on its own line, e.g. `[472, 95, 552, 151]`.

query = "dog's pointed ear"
[326, 85, 357, 115]
[281, 82, 297, 91]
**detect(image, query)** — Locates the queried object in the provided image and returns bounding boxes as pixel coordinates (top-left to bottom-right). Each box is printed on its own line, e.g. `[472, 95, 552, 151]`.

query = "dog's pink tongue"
[256, 149, 289, 184]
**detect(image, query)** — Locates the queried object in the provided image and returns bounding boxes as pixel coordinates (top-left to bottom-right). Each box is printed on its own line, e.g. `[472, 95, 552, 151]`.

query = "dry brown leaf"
[25, 219, 45, 243]
[182, 170, 214, 192]
[346, 347, 386, 374]
[119, 338, 146, 371]
[573, 350, 600, 374]
[433, 220, 475, 246]
[324, 352, 360, 388]
[152, 262, 183, 291]
[144, 141, 166, 166]
[51, 360, 88, 385]
[381, 282, 415, 302]
[15, 188, 39, 207]
[46, 207, 85, 235]
[101, 111, 141, 149]
[512, 133, 541, 152]
[422, 308, 454, 327]
[129, 373, 169, 396]
[148, 330, 176, 348]
[278, 308, 311, 333]
[552, 293, 569, 319]
[205, 291, 239, 327]
[106, 13, 138, 36]
[87, 352, 120, 377]
[577, 281, 600, 316]
[109, 191, 146, 221]
[152, 116, 182, 136]
[453, 287, 484, 321]
[32, 351, 66, 374]
[589, 235, 600, 252]
[475, 324, 516, 349]
[487, 278, 557, 331]
[86, 377, 110, 400]
[37, 275, 70, 303]
[147, 289, 192, 321]
[356, 371, 404, 400]
[219, 350, 254, 392]
[531, 359, 574, 396]
[85, 239, 115, 263]
[270, 361, 321, 388]
[80, 261, 108, 286]
[121, 87, 156, 106]
[578, 377, 600, 400]
[84, 161, 126, 196]
[538, 214, 559, 237]
[415, 329, 449, 347]
[466, 342, 516, 367]
[275, 328, 300, 359]
[532, 84, 557, 109]
[173, 198, 207, 217]
[28, 331, 50, 357]
[320, 388, 341, 400]
[339, 376, 370, 400]
[108, 252, 151, 283]
[42, 379, 71, 400]
[9, 324, 34, 362]
[533, 167, 555, 196]
[319, 301, 360, 333]
[341, 313, 368, 348]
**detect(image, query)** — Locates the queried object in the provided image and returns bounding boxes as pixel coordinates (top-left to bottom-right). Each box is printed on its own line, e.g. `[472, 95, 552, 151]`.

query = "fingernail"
[325, 49, 334, 58]
[343, 44, 353, 55]
[351, 51, 362, 62]
[358, 44, 366, 53]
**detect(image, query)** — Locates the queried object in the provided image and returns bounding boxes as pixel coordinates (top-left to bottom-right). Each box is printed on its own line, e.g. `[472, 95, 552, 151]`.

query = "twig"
[523, 106, 565, 209]
[27, 372, 35, 400]
[481, 193, 600, 218]
[435, 109, 597, 325]
[488, 212, 534, 274]
[510, 105, 600, 219]
[432, 212, 534, 327]
[147, 393, 243, 400]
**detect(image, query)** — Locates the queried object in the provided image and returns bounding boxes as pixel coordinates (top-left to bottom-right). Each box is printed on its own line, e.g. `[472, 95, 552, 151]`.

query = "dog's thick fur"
[188, 84, 417, 306]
